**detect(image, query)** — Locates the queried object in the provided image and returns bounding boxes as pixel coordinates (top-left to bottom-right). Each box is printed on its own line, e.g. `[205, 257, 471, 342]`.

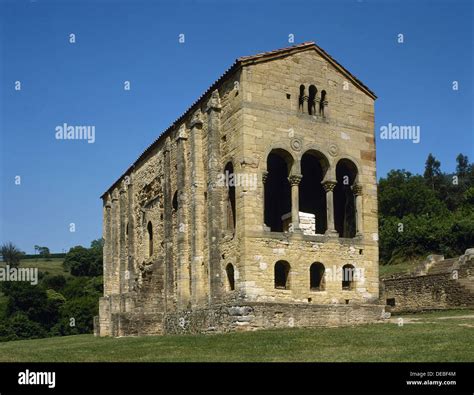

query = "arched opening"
[274, 260, 290, 289]
[147, 221, 153, 258]
[342, 264, 355, 290]
[226, 263, 235, 291]
[310, 262, 325, 291]
[319, 90, 327, 116]
[299, 151, 329, 234]
[264, 150, 293, 232]
[224, 162, 236, 233]
[298, 84, 306, 112]
[334, 159, 358, 238]
[172, 191, 178, 211]
[308, 85, 317, 115]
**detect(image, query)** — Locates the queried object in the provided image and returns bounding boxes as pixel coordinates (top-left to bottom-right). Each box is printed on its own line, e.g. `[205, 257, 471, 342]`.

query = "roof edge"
[100, 42, 376, 199]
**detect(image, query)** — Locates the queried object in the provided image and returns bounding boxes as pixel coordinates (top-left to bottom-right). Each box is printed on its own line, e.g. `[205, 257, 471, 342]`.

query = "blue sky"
[1, 0, 472, 253]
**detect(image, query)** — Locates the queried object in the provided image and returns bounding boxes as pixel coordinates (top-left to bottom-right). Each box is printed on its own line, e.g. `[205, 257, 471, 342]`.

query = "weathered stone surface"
[381, 253, 474, 313]
[95, 43, 385, 337]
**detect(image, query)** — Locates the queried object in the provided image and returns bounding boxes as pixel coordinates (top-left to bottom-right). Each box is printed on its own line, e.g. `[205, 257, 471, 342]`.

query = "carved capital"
[104, 194, 112, 208]
[120, 179, 128, 194]
[288, 174, 303, 186]
[352, 183, 363, 196]
[322, 180, 337, 192]
[206, 89, 222, 112]
[190, 109, 203, 129]
[164, 136, 171, 153]
[111, 189, 119, 202]
[176, 124, 188, 141]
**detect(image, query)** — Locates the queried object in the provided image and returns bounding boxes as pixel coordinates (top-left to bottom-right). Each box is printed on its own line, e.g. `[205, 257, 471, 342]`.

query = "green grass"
[379, 257, 424, 278]
[0, 257, 69, 277]
[0, 309, 472, 362]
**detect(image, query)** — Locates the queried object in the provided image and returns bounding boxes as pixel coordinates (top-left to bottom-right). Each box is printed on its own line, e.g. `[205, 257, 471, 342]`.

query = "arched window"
[298, 85, 306, 112]
[308, 85, 317, 115]
[274, 260, 290, 289]
[224, 162, 236, 233]
[342, 264, 355, 290]
[319, 90, 327, 116]
[264, 149, 293, 232]
[226, 263, 235, 291]
[299, 151, 329, 234]
[334, 159, 358, 238]
[147, 221, 153, 258]
[310, 262, 325, 291]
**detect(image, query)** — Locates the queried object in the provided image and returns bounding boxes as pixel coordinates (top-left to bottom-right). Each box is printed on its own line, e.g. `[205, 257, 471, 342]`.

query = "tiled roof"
[101, 42, 376, 198]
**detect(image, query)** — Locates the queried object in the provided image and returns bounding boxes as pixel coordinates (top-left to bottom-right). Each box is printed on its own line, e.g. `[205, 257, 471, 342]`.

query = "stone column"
[103, 194, 112, 296]
[127, 175, 135, 292]
[322, 180, 338, 236]
[163, 137, 175, 311]
[176, 123, 191, 309]
[119, 181, 127, 296]
[111, 189, 120, 294]
[352, 183, 363, 237]
[262, 171, 270, 231]
[206, 90, 223, 305]
[288, 174, 302, 231]
[189, 109, 207, 307]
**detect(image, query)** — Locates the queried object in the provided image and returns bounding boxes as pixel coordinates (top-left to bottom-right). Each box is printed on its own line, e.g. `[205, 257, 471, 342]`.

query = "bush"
[53, 296, 99, 335]
[6, 313, 47, 340]
[63, 246, 102, 277]
[42, 274, 67, 291]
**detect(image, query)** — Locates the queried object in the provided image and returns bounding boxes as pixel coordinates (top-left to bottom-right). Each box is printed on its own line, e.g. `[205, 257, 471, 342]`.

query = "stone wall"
[381, 255, 474, 313]
[163, 302, 386, 335]
[97, 44, 383, 337]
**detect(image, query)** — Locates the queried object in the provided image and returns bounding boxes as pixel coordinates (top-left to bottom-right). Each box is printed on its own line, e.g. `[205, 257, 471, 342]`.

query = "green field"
[0, 309, 472, 362]
[378, 257, 424, 278]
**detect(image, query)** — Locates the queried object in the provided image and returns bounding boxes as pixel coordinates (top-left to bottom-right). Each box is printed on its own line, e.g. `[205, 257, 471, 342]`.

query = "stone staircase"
[426, 258, 458, 275]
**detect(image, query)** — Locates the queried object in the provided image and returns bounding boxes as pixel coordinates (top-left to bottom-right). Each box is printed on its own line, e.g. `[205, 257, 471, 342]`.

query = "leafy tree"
[379, 153, 473, 264]
[63, 246, 102, 277]
[456, 153, 469, 178]
[0, 322, 17, 342]
[0, 242, 24, 268]
[378, 170, 446, 218]
[42, 274, 67, 291]
[6, 313, 47, 340]
[38, 246, 51, 260]
[90, 238, 104, 253]
[423, 153, 442, 191]
[53, 295, 99, 335]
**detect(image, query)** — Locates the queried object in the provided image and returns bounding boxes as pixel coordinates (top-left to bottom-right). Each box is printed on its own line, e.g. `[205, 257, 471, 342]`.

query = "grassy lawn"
[379, 257, 424, 278]
[0, 309, 472, 362]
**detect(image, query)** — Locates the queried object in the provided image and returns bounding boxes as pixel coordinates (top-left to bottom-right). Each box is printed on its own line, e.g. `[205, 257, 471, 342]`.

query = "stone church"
[95, 42, 387, 337]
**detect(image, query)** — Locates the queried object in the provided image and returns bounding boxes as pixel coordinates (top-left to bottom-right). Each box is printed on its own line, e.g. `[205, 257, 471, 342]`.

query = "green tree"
[38, 246, 51, 260]
[63, 246, 102, 277]
[456, 153, 469, 178]
[378, 170, 445, 218]
[423, 153, 442, 191]
[0, 242, 24, 268]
